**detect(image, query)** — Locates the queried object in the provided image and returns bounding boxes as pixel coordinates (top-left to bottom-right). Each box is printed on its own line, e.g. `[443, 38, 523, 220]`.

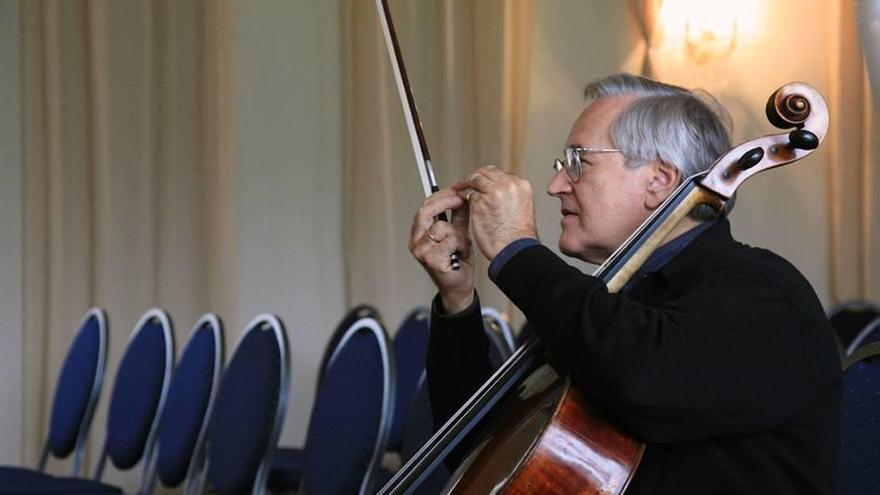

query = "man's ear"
[645, 160, 681, 209]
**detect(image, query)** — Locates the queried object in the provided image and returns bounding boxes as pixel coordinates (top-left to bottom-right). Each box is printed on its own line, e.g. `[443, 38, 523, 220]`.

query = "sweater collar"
[654, 218, 739, 290]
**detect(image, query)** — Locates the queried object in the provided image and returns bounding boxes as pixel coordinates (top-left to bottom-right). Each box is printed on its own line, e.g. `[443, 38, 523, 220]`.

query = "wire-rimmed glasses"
[552, 146, 622, 183]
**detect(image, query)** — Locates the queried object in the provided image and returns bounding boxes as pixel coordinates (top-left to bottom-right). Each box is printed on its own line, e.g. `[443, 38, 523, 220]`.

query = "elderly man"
[409, 74, 840, 494]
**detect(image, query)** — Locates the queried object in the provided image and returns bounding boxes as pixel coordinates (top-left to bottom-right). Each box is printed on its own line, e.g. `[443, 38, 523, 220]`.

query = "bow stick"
[375, 0, 461, 270]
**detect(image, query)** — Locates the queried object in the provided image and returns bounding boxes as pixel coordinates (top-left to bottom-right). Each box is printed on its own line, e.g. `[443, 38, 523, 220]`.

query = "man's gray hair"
[583, 73, 734, 220]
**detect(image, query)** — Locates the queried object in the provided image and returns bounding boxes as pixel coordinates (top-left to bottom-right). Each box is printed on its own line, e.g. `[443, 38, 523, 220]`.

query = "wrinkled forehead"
[565, 95, 639, 149]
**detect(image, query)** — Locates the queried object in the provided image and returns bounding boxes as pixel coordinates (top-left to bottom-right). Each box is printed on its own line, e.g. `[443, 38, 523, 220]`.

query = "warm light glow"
[657, 0, 764, 63]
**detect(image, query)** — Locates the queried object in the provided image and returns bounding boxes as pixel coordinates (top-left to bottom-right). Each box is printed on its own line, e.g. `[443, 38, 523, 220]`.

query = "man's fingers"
[450, 178, 470, 191]
[411, 188, 465, 240]
[467, 172, 492, 192]
[476, 165, 506, 179]
[450, 196, 470, 230]
[426, 221, 455, 243]
[423, 187, 465, 211]
[426, 233, 471, 269]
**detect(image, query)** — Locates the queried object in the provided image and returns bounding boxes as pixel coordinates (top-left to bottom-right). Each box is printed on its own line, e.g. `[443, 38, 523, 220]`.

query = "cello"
[373, 2, 829, 493]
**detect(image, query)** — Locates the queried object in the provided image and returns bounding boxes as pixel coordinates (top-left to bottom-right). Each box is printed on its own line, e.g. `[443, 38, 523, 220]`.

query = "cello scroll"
[700, 82, 828, 199]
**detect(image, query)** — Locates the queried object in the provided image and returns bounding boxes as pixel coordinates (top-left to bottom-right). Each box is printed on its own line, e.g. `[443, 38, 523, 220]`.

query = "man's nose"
[547, 168, 572, 197]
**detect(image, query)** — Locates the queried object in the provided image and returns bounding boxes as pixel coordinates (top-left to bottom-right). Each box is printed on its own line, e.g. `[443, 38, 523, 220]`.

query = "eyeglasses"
[553, 146, 622, 183]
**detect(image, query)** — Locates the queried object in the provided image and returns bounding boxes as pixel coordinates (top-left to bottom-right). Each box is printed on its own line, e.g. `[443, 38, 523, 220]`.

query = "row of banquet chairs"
[8, 297, 875, 494]
[0, 303, 517, 495]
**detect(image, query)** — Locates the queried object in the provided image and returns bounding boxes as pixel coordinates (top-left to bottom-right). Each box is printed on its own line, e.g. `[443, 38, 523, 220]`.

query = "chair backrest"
[481, 307, 515, 354]
[317, 304, 381, 386]
[828, 299, 880, 348]
[143, 313, 224, 495]
[204, 314, 290, 495]
[845, 316, 880, 356]
[41, 307, 108, 476]
[94, 308, 174, 491]
[387, 306, 430, 452]
[301, 317, 395, 495]
[838, 342, 880, 495]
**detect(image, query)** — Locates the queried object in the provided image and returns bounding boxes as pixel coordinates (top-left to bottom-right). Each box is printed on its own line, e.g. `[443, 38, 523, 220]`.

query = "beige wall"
[0, 0, 23, 465]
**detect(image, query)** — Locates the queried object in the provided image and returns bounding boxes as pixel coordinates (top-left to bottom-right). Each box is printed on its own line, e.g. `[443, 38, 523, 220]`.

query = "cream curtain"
[342, 0, 533, 327]
[21, 0, 235, 488]
[828, 0, 880, 302]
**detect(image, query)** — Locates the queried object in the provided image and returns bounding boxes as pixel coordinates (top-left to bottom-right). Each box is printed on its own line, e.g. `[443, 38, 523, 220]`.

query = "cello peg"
[789, 129, 819, 150]
[737, 147, 765, 171]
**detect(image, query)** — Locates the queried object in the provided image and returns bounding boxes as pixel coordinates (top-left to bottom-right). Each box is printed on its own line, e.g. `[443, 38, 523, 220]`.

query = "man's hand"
[456, 166, 538, 261]
[409, 188, 475, 313]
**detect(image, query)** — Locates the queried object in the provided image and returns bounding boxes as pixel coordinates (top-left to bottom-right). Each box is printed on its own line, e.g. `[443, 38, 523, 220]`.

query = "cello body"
[444, 365, 644, 494]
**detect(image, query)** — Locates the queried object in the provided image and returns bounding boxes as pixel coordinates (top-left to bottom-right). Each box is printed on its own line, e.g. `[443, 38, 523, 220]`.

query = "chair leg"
[191, 458, 209, 495]
[140, 447, 159, 495]
[92, 445, 107, 480]
[36, 443, 49, 472]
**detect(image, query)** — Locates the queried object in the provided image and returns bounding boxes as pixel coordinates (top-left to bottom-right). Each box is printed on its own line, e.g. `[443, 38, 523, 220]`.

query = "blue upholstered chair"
[481, 307, 516, 355]
[845, 316, 880, 356]
[267, 304, 382, 491]
[838, 342, 880, 494]
[387, 307, 430, 453]
[828, 299, 880, 350]
[298, 316, 395, 495]
[93, 308, 175, 488]
[141, 313, 224, 495]
[44, 308, 109, 475]
[0, 308, 107, 484]
[200, 314, 290, 495]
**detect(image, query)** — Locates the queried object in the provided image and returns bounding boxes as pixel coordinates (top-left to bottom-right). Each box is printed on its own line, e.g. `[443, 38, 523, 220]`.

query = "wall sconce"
[684, 16, 736, 64]
[657, 0, 762, 64]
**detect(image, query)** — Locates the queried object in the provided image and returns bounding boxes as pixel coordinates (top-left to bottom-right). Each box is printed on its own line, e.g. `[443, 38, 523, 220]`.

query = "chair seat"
[0, 467, 49, 482]
[267, 447, 304, 491]
[0, 469, 121, 494]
